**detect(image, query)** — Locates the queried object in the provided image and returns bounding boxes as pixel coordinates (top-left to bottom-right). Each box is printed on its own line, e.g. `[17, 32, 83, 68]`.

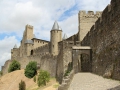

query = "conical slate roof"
[52, 21, 59, 30]
[63, 33, 67, 40]
[13, 44, 17, 48]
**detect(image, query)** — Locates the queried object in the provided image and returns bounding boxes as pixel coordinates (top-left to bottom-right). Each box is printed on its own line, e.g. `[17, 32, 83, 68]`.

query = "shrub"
[24, 61, 37, 78]
[33, 76, 36, 82]
[64, 62, 73, 77]
[37, 70, 50, 87]
[8, 60, 21, 73]
[19, 80, 26, 90]
[64, 70, 70, 77]
[0, 71, 2, 76]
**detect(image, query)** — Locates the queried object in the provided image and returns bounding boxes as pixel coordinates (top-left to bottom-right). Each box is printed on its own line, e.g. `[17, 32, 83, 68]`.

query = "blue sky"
[0, 0, 111, 70]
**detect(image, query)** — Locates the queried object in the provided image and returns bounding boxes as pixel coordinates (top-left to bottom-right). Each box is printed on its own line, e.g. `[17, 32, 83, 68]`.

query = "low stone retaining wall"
[58, 70, 74, 90]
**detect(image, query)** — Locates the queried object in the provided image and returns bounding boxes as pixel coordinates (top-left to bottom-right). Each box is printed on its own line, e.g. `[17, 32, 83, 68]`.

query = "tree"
[24, 61, 37, 78]
[37, 70, 50, 87]
[8, 60, 21, 73]
[19, 80, 26, 90]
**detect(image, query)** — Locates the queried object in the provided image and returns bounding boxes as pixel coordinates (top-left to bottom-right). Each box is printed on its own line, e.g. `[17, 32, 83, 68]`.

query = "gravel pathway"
[68, 73, 120, 90]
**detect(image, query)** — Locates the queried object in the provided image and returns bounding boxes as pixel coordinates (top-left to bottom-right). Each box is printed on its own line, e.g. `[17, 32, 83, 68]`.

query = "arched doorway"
[72, 46, 92, 73]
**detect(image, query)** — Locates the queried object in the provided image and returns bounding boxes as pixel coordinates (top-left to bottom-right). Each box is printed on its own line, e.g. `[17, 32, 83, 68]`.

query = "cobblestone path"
[68, 73, 120, 90]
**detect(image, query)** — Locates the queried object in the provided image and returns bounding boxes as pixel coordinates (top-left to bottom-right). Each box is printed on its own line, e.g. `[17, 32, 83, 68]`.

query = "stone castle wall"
[57, 41, 74, 83]
[32, 38, 49, 49]
[65, 34, 79, 44]
[40, 54, 57, 77]
[2, 60, 12, 75]
[33, 43, 50, 55]
[11, 48, 20, 60]
[81, 0, 120, 80]
[2, 52, 57, 77]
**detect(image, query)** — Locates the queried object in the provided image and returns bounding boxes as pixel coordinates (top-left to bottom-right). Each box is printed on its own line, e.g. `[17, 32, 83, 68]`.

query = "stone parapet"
[58, 70, 74, 90]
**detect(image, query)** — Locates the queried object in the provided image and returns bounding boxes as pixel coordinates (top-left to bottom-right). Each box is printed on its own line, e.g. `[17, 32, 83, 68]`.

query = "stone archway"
[72, 46, 92, 73]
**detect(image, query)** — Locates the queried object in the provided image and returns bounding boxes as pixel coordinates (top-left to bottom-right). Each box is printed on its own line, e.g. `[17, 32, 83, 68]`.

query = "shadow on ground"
[108, 85, 120, 90]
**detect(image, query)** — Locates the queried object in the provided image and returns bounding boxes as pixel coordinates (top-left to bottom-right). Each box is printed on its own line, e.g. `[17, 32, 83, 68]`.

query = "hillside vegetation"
[0, 69, 59, 90]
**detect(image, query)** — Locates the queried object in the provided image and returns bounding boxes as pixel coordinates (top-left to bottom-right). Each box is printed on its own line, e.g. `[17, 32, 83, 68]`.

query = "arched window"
[31, 50, 33, 55]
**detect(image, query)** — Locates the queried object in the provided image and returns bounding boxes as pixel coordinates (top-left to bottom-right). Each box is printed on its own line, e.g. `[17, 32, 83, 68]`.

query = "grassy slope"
[0, 70, 59, 90]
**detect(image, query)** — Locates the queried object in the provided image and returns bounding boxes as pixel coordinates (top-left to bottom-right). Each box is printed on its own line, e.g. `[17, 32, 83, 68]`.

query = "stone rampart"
[81, 0, 120, 80]
[33, 43, 50, 55]
[1, 60, 12, 75]
[57, 41, 74, 83]
[65, 33, 78, 43]
[79, 10, 102, 18]
[58, 70, 74, 90]
[2, 51, 57, 77]
[40, 54, 57, 77]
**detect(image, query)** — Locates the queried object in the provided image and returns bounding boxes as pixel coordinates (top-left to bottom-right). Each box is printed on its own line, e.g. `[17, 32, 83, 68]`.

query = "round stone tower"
[50, 21, 62, 55]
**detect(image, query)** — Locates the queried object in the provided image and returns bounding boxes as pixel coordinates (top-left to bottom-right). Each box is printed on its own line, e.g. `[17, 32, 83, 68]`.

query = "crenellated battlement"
[79, 11, 102, 18]
[26, 24, 33, 29]
[33, 43, 50, 55]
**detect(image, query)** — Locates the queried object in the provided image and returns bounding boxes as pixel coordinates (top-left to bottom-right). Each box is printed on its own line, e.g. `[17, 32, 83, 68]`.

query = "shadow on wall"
[107, 85, 120, 90]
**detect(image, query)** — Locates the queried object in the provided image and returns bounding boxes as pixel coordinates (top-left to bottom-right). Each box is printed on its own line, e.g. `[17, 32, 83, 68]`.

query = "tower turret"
[78, 11, 102, 42]
[50, 21, 62, 55]
[63, 33, 67, 40]
[24, 24, 34, 40]
[11, 44, 19, 60]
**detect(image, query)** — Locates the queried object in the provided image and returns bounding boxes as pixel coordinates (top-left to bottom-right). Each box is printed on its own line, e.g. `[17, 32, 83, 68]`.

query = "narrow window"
[31, 50, 33, 55]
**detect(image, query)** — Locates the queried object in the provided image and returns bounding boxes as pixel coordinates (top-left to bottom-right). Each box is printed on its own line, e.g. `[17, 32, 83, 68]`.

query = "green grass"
[53, 84, 59, 88]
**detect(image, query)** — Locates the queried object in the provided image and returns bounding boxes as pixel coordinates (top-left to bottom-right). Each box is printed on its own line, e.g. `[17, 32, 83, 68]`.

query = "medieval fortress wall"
[1, 0, 120, 83]
[81, 0, 120, 80]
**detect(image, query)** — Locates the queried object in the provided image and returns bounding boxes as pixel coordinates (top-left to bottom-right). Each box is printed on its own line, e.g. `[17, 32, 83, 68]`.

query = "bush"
[0, 71, 2, 76]
[19, 80, 26, 90]
[8, 60, 21, 73]
[24, 61, 37, 78]
[33, 76, 36, 82]
[64, 62, 73, 77]
[37, 70, 50, 87]
[64, 70, 70, 77]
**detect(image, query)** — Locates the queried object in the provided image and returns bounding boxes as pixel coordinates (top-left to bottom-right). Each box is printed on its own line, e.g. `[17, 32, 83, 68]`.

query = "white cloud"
[0, 36, 19, 70]
[59, 14, 78, 37]
[78, 0, 111, 11]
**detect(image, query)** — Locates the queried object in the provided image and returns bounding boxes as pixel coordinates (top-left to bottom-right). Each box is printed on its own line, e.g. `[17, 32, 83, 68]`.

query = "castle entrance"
[72, 46, 92, 73]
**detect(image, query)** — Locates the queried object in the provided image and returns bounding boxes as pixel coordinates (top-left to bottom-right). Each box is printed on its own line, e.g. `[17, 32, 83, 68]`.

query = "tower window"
[53, 45, 54, 48]
[31, 50, 33, 55]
